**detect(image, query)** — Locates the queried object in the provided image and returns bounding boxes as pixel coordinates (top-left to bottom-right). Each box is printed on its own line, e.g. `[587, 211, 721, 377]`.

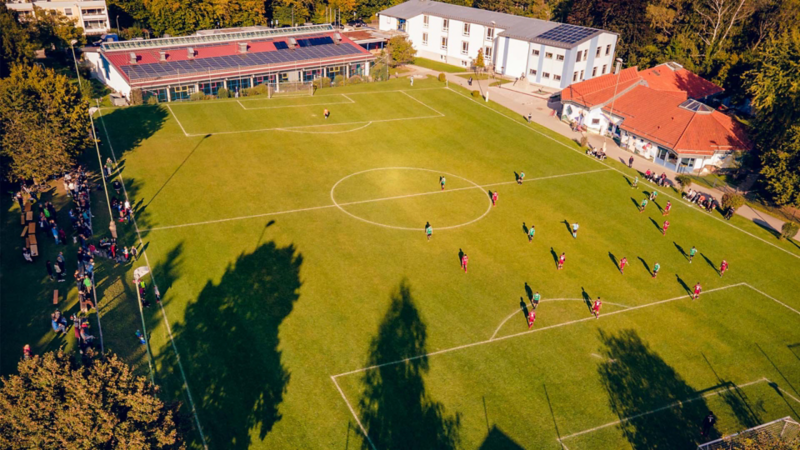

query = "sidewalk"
[406, 64, 799, 240]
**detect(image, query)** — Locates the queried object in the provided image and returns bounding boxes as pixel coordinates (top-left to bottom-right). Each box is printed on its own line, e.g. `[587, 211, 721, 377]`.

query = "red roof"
[560, 67, 641, 108]
[602, 85, 749, 156]
[639, 63, 723, 99]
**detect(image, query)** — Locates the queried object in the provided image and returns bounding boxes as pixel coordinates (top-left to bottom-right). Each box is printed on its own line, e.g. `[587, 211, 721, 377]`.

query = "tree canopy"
[0, 5, 36, 78]
[0, 351, 184, 449]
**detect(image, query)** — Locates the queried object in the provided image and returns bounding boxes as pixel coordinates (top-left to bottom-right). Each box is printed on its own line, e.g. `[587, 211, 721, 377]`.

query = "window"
[423, 15, 429, 28]
[442, 19, 449, 31]
[486, 28, 494, 40]
[596, 47, 601, 57]
[529, 69, 537, 76]
[543, 72, 550, 79]
[532, 49, 540, 56]
[554, 74, 561, 81]
[602, 64, 607, 74]
[463, 23, 470, 36]
[279, 73, 289, 82]
[484, 46, 492, 58]
[576, 52, 582, 62]
[545, 52, 553, 59]
[64, 8, 72, 15]
[461, 41, 468, 55]
[441, 37, 448, 50]
[580, 69, 584, 79]
[556, 54, 564, 61]
[573, 71, 578, 81]
[605, 44, 611, 55]
[592, 67, 597, 77]
[461, 60, 468, 67]
[583, 49, 588, 60]
[422, 33, 428, 46]
[591, 118, 600, 125]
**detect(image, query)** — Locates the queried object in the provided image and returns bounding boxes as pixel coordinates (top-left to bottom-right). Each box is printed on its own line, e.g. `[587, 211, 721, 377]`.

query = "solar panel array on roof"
[122, 39, 364, 80]
[535, 24, 596, 45]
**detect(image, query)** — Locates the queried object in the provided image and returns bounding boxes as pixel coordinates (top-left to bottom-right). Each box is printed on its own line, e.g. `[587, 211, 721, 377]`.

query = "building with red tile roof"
[85, 24, 374, 102]
[639, 62, 723, 100]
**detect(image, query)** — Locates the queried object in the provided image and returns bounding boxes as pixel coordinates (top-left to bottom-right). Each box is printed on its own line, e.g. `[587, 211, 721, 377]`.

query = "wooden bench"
[20, 227, 27, 238]
[30, 244, 38, 257]
[28, 234, 37, 245]
[53, 290, 59, 305]
[27, 222, 35, 234]
[20, 214, 25, 225]
[25, 211, 33, 222]
[23, 203, 31, 212]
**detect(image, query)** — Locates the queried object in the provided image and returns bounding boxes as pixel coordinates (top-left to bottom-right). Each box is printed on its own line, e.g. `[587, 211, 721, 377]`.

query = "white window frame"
[580, 69, 584, 79]
[543, 72, 550, 79]
[463, 23, 470, 36]
[554, 74, 562, 81]
[602, 64, 607, 74]
[573, 71, 578, 81]
[545, 52, 553, 59]
[486, 28, 494, 40]
[592, 67, 597, 77]
[423, 15, 429, 28]
[529, 69, 537, 76]
[64, 7, 73, 15]
[576, 52, 581, 62]
[442, 19, 449, 31]
[422, 32, 428, 46]
[596, 47, 601, 57]
[441, 37, 448, 50]
[556, 54, 564, 61]
[605, 44, 611, 55]
[461, 41, 469, 55]
[583, 49, 588, 60]
[532, 49, 540, 56]
[484, 46, 492, 58]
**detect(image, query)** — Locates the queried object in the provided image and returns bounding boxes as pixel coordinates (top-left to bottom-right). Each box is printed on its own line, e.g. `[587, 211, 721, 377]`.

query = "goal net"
[268, 81, 314, 98]
[698, 417, 800, 449]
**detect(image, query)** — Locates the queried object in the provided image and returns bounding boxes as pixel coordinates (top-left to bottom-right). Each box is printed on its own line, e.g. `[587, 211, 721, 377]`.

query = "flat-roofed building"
[6, 0, 110, 35]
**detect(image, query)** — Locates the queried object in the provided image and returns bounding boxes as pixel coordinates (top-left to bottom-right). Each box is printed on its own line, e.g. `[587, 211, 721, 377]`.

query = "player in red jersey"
[461, 253, 469, 273]
[719, 260, 728, 277]
[663, 201, 672, 216]
[619, 256, 628, 274]
[693, 282, 702, 300]
[558, 252, 566, 270]
[592, 297, 602, 318]
[527, 309, 536, 329]
[491, 191, 498, 207]
[662, 220, 670, 236]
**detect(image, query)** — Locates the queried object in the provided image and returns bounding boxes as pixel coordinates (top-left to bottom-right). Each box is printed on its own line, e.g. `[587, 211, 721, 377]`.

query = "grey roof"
[379, 0, 611, 48]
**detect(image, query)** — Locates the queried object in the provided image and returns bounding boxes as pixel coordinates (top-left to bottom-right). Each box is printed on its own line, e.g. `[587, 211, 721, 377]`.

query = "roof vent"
[288, 37, 297, 49]
[187, 47, 195, 59]
[665, 61, 683, 71]
[129, 52, 137, 64]
[334, 32, 341, 44]
[238, 42, 248, 53]
[159, 50, 167, 62]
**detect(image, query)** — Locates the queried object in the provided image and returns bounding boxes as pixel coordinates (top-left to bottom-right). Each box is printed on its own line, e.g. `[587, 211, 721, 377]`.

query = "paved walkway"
[407, 65, 799, 240]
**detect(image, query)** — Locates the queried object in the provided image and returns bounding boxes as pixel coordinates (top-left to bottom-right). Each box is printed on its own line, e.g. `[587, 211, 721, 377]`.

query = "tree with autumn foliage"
[0, 350, 185, 449]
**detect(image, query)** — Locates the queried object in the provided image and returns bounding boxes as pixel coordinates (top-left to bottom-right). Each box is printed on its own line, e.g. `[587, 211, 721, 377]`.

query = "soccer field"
[86, 76, 800, 449]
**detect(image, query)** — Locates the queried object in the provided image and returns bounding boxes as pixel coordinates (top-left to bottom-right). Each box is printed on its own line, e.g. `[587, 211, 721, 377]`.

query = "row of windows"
[534, 44, 612, 62]
[422, 15, 494, 40]
[527, 69, 562, 81]
[527, 63, 608, 83]
[422, 33, 493, 57]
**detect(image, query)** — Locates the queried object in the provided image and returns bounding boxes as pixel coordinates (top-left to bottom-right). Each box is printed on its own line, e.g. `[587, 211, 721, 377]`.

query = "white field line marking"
[165, 104, 190, 137]
[400, 90, 446, 117]
[87, 114, 110, 357]
[558, 378, 769, 442]
[590, 353, 617, 363]
[490, 298, 631, 340]
[141, 168, 610, 232]
[157, 87, 449, 106]
[775, 383, 800, 405]
[97, 108, 208, 449]
[341, 94, 355, 103]
[332, 283, 747, 379]
[446, 87, 800, 261]
[744, 283, 800, 317]
[236, 95, 355, 110]
[331, 376, 377, 450]
[274, 122, 373, 134]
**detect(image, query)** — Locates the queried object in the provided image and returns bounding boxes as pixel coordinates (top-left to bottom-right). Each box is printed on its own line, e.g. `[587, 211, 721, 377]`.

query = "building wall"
[6, 1, 110, 36]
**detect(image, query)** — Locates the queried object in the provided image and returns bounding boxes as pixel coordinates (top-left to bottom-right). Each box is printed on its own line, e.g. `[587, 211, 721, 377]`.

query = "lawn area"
[412, 57, 468, 73]
[3, 76, 800, 450]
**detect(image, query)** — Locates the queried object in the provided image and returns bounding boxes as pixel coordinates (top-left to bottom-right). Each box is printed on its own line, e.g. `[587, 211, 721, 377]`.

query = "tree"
[675, 174, 692, 192]
[781, 221, 800, 240]
[31, 7, 86, 51]
[388, 35, 416, 67]
[474, 49, 485, 72]
[0, 64, 90, 182]
[721, 192, 746, 212]
[0, 5, 36, 78]
[0, 350, 184, 449]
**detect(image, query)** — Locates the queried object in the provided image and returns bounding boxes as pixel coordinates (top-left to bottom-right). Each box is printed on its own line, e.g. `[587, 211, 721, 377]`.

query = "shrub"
[471, 90, 481, 98]
[313, 76, 332, 88]
[438, 73, 446, 82]
[217, 88, 230, 99]
[189, 92, 206, 101]
[348, 75, 363, 85]
[675, 175, 692, 192]
[334, 75, 346, 86]
[244, 84, 268, 96]
[579, 135, 588, 148]
[721, 193, 745, 213]
[781, 222, 799, 240]
[129, 88, 143, 105]
[146, 96, 159, 105]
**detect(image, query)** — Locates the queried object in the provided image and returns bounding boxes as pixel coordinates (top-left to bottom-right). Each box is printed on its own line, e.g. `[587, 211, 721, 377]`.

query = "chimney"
[129, 52, 137, 64]
[238, 42, 248, 53]
[187, 47, 195, 59]
[614, 57, 623, 75]
[159, 50, 167, 62]
[334, 32, 341, 44]
[288, 37, 297, 49]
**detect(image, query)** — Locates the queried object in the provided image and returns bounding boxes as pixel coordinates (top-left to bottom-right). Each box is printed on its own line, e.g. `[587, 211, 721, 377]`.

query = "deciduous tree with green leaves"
[675, 174, 692, 192]
[388, 35, 416, 67]
[31, 7, 86, 51]
[0, 350, 184, 449]
[781, 221, 799, 240]
[0, 5, 37, 78]
[721, 192, 746, 213]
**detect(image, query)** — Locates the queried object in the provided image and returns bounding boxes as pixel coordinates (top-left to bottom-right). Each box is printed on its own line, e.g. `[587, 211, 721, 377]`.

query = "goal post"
[697, 416, 800, 449]
[268, 81, 314, 99]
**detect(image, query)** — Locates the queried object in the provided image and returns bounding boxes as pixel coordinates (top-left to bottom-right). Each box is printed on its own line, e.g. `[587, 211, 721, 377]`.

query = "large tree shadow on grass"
[597, 329, 718, 449]
[358, 280, 461, 449]
[161, 241, 302, 449]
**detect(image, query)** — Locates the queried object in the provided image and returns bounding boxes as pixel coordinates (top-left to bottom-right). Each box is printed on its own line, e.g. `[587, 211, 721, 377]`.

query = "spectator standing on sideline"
[22, 247, 33, 263]
[46, 261, 54, 281]
[628, 156, 634, 168]
[701, 411, 716, 437]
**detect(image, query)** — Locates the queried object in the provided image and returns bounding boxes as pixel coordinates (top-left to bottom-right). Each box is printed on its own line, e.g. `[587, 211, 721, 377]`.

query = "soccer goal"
[697, 416, 800, 449]
[268, 81, 314, 98]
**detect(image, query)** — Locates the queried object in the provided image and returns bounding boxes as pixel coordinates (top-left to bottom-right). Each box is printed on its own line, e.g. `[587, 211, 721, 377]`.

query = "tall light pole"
[69, 39, 83, 93]
[115, 15, 119, 32]
[605, 57, 624, 149]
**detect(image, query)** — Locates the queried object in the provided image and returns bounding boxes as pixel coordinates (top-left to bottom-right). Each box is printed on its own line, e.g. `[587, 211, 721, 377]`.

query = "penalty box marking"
[236, 94, 356, 110]
[331, 283, 800, 448]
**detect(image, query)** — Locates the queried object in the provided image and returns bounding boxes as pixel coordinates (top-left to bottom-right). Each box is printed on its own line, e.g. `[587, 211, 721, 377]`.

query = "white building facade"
[378, 0, 618, 89]
[6, 0, 111, 36]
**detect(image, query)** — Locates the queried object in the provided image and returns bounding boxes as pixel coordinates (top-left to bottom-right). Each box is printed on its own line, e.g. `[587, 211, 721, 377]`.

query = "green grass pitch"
[2, 76, 800, 449]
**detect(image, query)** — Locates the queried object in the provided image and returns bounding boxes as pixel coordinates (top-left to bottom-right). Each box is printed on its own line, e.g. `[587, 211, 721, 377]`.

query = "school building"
[84, 24, 375, 102]
[377, 0, 618, 89]
[6, 0, 110, 35]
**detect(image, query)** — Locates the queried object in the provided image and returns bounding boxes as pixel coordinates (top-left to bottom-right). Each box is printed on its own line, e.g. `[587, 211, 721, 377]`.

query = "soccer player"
[632, 176, 638, 189]
[462, 253, 469, 273]
[323, 108, 330, 119]
[528, 309, 536, 329]
[440, 176, 446, 190]
[491, 191, 498, 207]
[532, 291, 541, 309]
[425, 222, 432, 241]
[619, 256, 628, 274]
[640, 198, 648, 213]
[558, 252, 566, 270]
[689, 246, 697, 263]
[662, 220, 670, 236]
[572, 223, 579, 239]
[693, 282, 702, 300]
[720, 259, 728, 277]
[592, 297, 602, 319]
[528, 225, 535, 243]
[663, 201, 672, 216]
[652, 262, 660, 278]
[650, 190, 658, 201]
[518, 171, 525, 185]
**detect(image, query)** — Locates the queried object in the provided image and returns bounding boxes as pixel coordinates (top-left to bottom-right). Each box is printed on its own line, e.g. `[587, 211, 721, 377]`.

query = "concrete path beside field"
[406, 65, 800, 240]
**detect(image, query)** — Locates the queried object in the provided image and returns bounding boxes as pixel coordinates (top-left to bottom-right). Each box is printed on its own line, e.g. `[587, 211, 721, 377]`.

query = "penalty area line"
[330, 376, 377, 450]
[166, 104, 189, 137]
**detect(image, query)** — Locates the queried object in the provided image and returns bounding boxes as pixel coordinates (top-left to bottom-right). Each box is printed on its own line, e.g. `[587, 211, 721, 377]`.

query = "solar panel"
[536, 24, 596, 45]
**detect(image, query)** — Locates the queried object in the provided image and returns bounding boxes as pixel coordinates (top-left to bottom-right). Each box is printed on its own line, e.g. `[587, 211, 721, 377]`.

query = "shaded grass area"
[412, 57, 468, 73]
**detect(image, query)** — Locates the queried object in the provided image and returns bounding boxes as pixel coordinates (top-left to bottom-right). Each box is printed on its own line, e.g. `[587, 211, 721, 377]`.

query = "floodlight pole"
[605, 57, 624, 146]
[69, 39, 82, 93]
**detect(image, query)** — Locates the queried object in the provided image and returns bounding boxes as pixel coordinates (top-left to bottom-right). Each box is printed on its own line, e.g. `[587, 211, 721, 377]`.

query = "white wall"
[399, 13, 501, 68]
[86, 51, 131, 97]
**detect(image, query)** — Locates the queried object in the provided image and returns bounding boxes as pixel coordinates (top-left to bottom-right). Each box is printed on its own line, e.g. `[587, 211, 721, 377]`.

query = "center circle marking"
[330, 167, 493, 231]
